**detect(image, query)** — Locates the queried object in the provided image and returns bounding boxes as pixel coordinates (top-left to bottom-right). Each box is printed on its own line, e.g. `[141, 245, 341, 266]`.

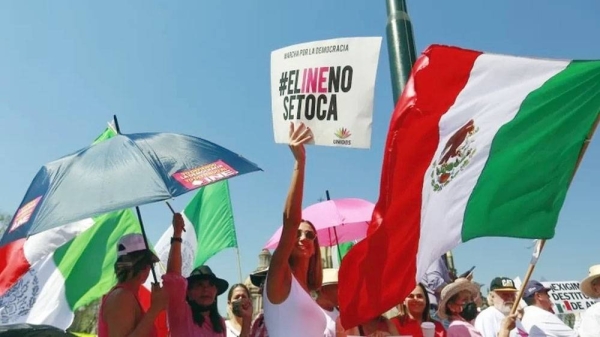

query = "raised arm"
[266, 122, 312, 304]
[166, 213, 185, 275]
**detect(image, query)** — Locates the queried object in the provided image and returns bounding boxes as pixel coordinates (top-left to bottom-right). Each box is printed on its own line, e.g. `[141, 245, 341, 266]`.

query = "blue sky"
[1, 0, 599, 314]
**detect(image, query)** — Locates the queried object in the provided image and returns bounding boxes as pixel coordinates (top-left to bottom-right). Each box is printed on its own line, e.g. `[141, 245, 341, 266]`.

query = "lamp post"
[385, 0, 417, 104]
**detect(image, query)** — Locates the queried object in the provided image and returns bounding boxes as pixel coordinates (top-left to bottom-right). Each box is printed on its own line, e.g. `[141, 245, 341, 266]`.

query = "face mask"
[459, 302, 478, 321]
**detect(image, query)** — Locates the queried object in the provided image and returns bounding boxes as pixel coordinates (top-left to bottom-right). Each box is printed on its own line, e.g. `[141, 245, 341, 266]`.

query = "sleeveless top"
[263, 274, 333, 337]
[98, 284, 158, 337]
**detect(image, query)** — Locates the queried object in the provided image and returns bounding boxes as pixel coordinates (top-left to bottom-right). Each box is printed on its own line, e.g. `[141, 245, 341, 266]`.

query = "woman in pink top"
[163, 213, 253, 337]
[98, 233, 167, 337]
[438, 278, 515, 337]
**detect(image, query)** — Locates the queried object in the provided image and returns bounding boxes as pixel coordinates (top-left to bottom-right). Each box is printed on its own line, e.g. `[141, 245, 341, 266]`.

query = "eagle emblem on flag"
[431, 119, 479, 191]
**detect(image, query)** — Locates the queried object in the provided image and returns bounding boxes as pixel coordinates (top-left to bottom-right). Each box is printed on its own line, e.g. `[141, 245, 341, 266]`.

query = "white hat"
[117, 233, 159, 262]
[322, 268, 338, 287]
[580, 264, 600, 298]
[437, 278, 480, 320]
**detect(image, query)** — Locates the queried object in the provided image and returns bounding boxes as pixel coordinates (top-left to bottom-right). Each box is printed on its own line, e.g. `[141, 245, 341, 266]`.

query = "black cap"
[490, 277, 517, 292]
[187, 265, 229, 295]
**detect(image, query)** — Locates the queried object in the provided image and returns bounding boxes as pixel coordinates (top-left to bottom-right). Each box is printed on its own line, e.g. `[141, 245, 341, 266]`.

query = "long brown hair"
[397, 283, 432, 325]
[289, 220, 322, 291]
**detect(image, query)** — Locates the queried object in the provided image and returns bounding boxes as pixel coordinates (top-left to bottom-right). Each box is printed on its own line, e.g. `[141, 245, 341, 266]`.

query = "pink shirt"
[162, 272, 226, 337]
[447, 320, 483, 337]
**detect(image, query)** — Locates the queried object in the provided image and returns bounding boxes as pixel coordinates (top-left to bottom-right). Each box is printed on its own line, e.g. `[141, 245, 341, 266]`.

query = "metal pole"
[235, 248, 244, 283]
[386, 0, 417, 104]
[114, 115, 159, 283]
[136, 206, 159, 283]
[325, 190, 343, 264]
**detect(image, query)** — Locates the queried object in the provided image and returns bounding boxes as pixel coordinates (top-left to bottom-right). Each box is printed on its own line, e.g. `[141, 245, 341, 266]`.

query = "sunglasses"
[297, 230, 316, 241]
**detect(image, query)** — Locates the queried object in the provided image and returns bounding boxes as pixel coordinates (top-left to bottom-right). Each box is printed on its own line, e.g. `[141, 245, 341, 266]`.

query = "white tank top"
[263, 274, 332, 337]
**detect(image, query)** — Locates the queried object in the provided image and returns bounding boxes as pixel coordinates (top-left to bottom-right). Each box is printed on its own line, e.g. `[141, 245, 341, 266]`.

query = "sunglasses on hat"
[297, 229, 316, 241]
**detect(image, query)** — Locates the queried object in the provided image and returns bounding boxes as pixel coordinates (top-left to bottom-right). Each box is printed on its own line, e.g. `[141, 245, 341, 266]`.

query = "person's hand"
[172, 213, 185, 236]
[239, 298, 253, 319]
[150, 282, 168, 312]
[500, 313, 517, 331]
[288, 122, 312, 163]
[367, 331, 391, 337]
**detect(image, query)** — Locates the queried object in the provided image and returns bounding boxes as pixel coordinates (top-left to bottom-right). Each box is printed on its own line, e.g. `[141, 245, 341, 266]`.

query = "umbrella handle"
[135, 206, 158, 283]
[165, 201, 186, 231]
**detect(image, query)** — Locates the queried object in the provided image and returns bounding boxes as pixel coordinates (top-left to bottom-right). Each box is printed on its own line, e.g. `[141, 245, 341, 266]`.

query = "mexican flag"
[0, 125, 144, 328]
[0, 211, 141, 327]
[145, 179, 238, 283]
[339, 45, 600, 328]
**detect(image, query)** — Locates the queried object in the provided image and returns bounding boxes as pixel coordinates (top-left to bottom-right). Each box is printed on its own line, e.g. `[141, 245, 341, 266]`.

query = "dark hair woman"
[392, 283, 447, 337]
[163, 213, 253, 337]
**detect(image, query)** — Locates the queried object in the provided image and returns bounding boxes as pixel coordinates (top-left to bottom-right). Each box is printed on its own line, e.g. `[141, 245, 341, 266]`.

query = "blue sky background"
[1, 0, 599, 314]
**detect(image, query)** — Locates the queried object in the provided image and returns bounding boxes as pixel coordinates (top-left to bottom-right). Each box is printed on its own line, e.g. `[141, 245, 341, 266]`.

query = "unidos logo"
[333, 127, 352, 145]
[334, 127, 351, 139]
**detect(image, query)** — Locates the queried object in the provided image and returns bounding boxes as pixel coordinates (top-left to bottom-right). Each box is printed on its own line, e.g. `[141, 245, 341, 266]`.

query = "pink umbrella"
[263, 198, 374, 249]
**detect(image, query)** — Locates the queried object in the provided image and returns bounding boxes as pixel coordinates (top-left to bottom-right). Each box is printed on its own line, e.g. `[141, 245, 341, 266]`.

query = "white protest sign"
[270, 37, 382, 149]
[542, 281, 598, 314]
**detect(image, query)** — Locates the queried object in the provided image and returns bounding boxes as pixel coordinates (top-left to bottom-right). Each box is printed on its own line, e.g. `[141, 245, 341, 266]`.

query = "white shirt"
[475, 306, 517, 337]
[263, 275, 332, 337]
[521, 305, 578, 337]
[225, 320, 241, 337]
[578, 302, 600, 337]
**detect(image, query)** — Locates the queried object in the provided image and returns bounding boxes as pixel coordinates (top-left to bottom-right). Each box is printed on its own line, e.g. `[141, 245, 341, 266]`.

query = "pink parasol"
[263, 198, 374, 249]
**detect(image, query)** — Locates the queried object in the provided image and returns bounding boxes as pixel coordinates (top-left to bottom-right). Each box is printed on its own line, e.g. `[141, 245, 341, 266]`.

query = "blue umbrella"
[0, 131, 261, 248]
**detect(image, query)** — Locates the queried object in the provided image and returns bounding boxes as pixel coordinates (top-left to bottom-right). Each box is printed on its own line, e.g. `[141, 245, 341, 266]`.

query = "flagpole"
[510, 113, 600, 315]
[326, 190, 343, 264]
[510, 240, 545, 314]
[235, 248, 244, 283]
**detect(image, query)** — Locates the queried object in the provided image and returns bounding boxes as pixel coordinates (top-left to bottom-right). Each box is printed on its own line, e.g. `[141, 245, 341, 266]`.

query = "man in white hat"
[475, 277, 518, 337]
[578, 264, 600, 337]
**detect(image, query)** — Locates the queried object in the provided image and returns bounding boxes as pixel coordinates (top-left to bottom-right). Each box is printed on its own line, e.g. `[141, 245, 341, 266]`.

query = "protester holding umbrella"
[264, 122, 335, 337]
[163, 213, 253, 337]
[98, 233, 167, 337]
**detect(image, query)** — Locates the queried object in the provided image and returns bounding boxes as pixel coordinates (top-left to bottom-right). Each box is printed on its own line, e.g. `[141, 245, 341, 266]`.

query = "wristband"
[170, 237, 182, 244]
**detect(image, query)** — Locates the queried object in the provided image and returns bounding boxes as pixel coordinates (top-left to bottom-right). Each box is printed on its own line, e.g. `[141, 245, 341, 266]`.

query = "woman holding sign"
[264, 122, 335, 337]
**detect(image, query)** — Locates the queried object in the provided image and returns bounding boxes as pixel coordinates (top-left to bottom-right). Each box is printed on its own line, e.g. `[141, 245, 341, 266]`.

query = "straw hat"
[580, 264, 600, 298]
[322, 268, 338, 287]
[437, 278, 480, 320]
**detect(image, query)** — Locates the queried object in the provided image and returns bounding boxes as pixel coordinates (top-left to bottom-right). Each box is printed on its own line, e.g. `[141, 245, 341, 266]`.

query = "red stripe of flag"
[338, 45, 482, 328]
[0, 238, 30, 296]
[564, 301, 572, 311]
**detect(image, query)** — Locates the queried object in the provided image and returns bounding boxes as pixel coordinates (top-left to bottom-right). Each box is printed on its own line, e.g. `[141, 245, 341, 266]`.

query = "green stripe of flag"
[463, 61, 600, 241]
[183, 180, 238, 267]
[54, 210, 141, 309]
